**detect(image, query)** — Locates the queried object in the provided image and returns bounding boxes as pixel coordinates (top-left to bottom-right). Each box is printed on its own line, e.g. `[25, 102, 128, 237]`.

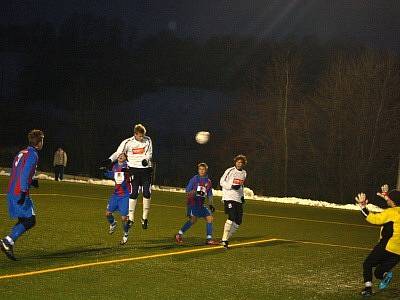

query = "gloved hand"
[209, 205, 215, 212]
[231, 185, 241, 190]
[31, 179, 39, 188]
[355, 193, 368, 208]
[17, 192, 26, 205]
[142, 159, 148, 167]
[377, 184, 390, 200]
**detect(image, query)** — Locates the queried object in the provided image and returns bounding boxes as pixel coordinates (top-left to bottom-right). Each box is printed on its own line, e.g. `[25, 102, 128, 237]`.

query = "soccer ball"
[195, 131, 210, 144]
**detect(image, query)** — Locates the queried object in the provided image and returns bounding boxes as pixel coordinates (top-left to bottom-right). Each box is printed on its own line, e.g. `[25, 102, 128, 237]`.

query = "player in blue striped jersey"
[0, 129, 44, 260]
[175, 163, 219, 245]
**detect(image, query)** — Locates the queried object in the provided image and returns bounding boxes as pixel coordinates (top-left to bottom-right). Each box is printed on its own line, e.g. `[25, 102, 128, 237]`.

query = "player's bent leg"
[128, 198, 138, 223]
[141, 197, 151, 229]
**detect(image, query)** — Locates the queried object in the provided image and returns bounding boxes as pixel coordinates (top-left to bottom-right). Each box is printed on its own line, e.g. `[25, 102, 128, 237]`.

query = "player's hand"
[231, 185, 241, 190]
[241, 196, 246, 204]
[355, 193, 368, 208]
[31, 179, 39, 188]
[377, 184, 390, 200]
[209, 205, 215, 212]
[142, 159, 148, 167]
[17, 192, 26, 205]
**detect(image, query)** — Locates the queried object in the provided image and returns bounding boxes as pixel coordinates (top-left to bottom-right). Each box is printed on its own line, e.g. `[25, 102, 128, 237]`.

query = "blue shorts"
[107, 194, 129, 216]
[186, 205, 211, 218]
[7, 194, 35, 219]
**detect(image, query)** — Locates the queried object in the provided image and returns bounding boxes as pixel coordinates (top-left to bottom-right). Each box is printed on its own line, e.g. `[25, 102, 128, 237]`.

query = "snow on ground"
[0, 170, 382, 212]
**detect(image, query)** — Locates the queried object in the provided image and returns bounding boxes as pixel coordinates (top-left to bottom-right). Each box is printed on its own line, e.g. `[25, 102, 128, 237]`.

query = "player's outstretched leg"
[106, 212, 117, 234]
[175, 217, 196, 244]
[120, 217, 130, 245]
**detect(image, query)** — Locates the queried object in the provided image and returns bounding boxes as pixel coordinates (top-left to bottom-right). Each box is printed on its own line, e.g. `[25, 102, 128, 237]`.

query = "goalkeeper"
[356, 184, 400, 297]
[175, 163, 219, 245]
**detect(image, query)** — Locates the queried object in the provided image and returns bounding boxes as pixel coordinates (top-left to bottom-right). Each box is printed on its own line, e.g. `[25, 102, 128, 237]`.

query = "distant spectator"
[53, 148, 67, 181]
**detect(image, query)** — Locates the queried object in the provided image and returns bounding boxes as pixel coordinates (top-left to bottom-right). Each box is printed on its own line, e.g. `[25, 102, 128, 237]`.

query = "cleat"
[127, 220, 134, 229]
[109, 222, 117, 234]
[175, 234, 183, 244]
[220, 240, 229, 250]
[206, 239, 220, 246]
[379, 271, 393, 290]
[361, 287, 372, 297]
[0, 239, 17, 261]
[141, 218, 148, 229]
[120, 235, 128, 245]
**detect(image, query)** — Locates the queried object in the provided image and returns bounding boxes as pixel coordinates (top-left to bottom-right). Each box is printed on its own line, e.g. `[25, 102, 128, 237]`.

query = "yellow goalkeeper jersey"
[366, 207, 400, 255]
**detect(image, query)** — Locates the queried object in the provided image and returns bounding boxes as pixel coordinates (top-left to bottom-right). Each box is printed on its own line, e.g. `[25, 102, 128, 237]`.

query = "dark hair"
[28, 129, 44, 147]
[389, 190, 400, 205]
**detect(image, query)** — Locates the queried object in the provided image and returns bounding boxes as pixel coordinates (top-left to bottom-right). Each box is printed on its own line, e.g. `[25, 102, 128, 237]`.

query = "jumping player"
[175, 163, 218, 245]
[0, 129, 44, 260]
[104, 153, 132, 245]
[104, 124, 153, 230]
[220, 155, 247, 249]
[356, 184, 400, 297]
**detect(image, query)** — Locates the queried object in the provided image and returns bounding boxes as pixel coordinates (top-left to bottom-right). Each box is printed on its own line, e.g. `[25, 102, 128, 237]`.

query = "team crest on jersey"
[132, 147, 145, 154]
[114, 172, 125, 184]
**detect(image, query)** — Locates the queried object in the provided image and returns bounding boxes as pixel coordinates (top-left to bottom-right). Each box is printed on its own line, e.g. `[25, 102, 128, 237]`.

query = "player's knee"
[374, 268, 385, 280]
[106, 211, 112, 216]
[20, 216, 36, 230]
[190, 216, 197, 224]
[130, 192, 138, 199]
[143, 189, 151, 199]
[121, 216, 129, 222]
[206, 215, 213, 223]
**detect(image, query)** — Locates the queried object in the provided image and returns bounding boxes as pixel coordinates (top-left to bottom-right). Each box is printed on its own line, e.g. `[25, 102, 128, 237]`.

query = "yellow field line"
[24, 193, 375, 229]
[0, 238, 278, 280]
[278, 238, 371, 251]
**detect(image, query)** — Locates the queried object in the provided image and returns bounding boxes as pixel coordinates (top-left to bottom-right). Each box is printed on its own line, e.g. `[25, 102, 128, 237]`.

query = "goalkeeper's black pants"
[363, 242, 400, 282]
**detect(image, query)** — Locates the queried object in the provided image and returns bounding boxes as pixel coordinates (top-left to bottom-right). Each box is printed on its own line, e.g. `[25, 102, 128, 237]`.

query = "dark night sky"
[1, 0, 400, 49]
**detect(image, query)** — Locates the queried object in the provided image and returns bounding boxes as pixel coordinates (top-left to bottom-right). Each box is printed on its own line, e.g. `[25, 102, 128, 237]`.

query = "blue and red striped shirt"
[104, 162, 131, 197]
[8, 146, 39, 197]
[186, 175, 213, 207]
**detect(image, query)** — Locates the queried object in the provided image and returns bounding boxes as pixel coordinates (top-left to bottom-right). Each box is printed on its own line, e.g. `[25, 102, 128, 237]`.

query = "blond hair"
[197, 162, 209, 170]
[134, 124, 146, 135]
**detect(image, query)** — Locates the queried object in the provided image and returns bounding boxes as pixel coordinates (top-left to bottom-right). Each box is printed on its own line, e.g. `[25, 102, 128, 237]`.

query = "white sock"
[222, 220, 233, 241]
[178, 230, 183, 235]
[5, 236, 14, 246]
[128, 198, 138, 222]
[227, 222, 239, 240]
[142, 197, 151, 220]
[365, 281, 372, 287]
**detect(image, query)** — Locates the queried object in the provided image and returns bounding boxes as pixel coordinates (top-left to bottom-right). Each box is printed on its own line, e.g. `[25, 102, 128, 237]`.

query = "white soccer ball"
[195, 131, 210, 144]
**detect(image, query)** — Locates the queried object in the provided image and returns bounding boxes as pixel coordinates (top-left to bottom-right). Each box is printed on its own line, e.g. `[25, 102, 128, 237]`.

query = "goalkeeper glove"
[31, 179, 39, 188]
[17, 192, 26, 205]
[377, 184, 390, 200]
[209, 205, 215, 212]
[231, 185, 241, 190]
[142, 159, 149, 167]
[355, 193, 368, 208]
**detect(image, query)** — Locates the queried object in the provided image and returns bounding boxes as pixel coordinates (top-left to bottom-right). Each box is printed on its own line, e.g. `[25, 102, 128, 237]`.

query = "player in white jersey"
[220, 155, 247, 249]
[106, 124, 153, 230]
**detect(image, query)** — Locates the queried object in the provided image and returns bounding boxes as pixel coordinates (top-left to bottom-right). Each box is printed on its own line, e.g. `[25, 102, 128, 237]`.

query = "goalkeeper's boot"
[220, 240, 229, 250]
[379, 271, 393, 290]
[109, 222, 117, 234]
[206, 239, 219, 246]
[0, 239, 16, 261]
[361, 287, 372, 297]
[141, 218, 149, 229]
[175, 234, 183, 244]
[120, 234, 128, 245]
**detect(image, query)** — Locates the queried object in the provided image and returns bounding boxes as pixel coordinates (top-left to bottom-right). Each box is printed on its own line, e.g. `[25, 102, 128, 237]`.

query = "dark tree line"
[0, 15, 399, 203]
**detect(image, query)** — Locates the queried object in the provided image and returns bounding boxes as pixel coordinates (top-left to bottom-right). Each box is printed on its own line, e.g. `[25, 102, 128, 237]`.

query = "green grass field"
[0, 177, 398, 299]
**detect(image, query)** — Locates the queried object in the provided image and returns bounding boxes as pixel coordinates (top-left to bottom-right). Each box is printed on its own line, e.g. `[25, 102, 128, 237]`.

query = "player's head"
[234, 154, 247, 170]
[387, 190, 400, 207]
[134, 124, 146, 142]
[28, 129, 44, 150]
[117, 153, 127, 163]
[197, 162, 208, 176]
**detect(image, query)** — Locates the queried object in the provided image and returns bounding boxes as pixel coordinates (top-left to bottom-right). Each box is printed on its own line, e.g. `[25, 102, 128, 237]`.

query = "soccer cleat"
[379, 271, 393, 290]
[0, 239, 17, 261]
[175, 234, 183, 244]
[220, 240, 229, 249]
[109, 222, 117, 234]
[361, 287, 372, 297]
[120, 234, 128, 245]
[206, 239, 220, 246]
[141, 218, 148, 229]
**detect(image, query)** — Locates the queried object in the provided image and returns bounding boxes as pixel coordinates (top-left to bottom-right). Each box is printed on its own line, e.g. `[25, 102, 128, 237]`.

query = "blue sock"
[10, 223, 27, 242]
[180, 220, 193, 234]
[107, 214, 115, 225]
[123, 221, 130, 234]
[206, 222, 213, 238]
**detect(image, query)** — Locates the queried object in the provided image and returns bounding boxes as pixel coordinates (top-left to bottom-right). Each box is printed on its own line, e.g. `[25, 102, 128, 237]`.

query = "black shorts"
[129, 167, 153, 199]
[224, 200, 243, 225]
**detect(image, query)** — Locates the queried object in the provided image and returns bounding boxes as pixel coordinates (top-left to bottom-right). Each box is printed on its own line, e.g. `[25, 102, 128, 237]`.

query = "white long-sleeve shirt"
[109, 136, 153, 168]
[220, 166, 247, 203]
